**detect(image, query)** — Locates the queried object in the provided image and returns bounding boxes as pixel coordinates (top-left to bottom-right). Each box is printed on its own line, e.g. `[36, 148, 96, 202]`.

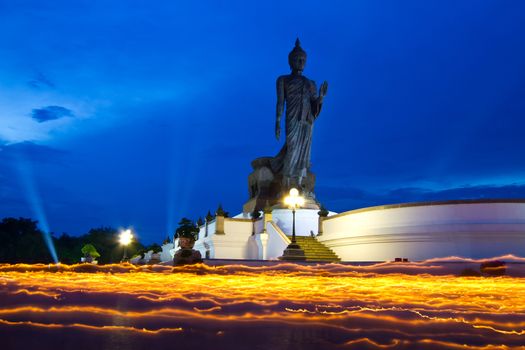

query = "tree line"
[0, 217, 154, 264]
[0, 207, 227, 264]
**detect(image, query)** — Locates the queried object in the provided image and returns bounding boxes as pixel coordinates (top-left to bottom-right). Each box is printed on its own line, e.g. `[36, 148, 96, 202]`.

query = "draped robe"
[271, 74, 322, 181]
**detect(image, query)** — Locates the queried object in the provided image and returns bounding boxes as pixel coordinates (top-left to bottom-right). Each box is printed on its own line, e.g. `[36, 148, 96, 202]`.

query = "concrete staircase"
[287, 236, 341, 262]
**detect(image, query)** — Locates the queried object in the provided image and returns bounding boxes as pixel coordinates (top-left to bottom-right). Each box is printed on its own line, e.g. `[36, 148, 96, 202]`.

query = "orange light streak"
[0, 263, 524, 349]
[0, 318, 183, 334]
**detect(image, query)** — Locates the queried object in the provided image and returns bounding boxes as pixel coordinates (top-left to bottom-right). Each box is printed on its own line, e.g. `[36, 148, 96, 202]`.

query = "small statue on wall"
[173, 218, 203, 266]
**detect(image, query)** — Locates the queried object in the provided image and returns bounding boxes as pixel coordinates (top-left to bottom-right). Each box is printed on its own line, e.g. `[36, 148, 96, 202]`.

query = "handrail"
[269, 221, 291, 244]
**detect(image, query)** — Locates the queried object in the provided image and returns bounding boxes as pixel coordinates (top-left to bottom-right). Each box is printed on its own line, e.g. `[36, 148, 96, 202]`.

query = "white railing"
[265, 221, 290, 260]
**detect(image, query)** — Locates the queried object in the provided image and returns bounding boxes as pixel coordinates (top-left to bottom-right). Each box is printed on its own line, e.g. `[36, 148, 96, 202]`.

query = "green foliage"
[76, 227, 143, 264]
[175, 218, 199, 240]
[81, 244, 100, 258]
[81, 227, 119, 264]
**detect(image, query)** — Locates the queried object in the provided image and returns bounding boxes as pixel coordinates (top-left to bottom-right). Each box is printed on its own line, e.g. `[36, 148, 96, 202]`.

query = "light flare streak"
[13, 158, 58, 263]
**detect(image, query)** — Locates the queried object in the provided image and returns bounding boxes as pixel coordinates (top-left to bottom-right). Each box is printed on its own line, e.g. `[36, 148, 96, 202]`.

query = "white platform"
[319, 200, 525, 261]
[160, 200, 525, 262]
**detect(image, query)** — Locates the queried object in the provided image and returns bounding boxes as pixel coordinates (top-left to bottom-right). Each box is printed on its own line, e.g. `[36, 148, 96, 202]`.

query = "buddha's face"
[290, 54, 306, 72]
[179, 237, 195, 249]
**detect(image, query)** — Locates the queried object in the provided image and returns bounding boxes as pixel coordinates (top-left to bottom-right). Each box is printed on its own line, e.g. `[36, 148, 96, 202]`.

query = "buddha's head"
[179, 236, 195, 249]
[288, 38, 306, 73]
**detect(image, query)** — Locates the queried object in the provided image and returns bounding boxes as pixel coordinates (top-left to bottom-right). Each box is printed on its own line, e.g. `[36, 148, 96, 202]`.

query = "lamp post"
[119, 229, 133, 262]
[279, 188, 306, 261]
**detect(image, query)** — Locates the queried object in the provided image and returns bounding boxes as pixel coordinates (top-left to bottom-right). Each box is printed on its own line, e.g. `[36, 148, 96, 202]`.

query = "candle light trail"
[0, 263, 524, 349]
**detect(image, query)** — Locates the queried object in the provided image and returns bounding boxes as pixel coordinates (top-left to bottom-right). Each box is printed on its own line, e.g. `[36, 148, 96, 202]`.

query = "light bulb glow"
[119, 229, 133, 246]
[284, 188, 305, 209]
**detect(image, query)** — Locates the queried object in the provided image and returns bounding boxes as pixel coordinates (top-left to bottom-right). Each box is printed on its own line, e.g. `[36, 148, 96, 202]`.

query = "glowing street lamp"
[284, 188, 305, 244]
[119, 229, 133, 262]
[279, 188, 306, 261]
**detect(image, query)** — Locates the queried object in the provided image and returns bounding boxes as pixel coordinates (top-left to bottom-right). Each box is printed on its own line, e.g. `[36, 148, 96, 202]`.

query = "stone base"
[243, 191, 320, 215]
[243, 197, 267, 215]
[148, 257, 161, 265]
[173, 249, 203, 266]
[244, 156, 318, 215]
[279, 243, 306, 261]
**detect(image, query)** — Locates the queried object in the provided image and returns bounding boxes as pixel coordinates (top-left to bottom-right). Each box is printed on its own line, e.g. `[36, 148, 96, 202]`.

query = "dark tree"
[197, 217, 204, 226]
[318, 205, 329, 217]
[175, 218, 199, 240]
[0, 217, 53, 263]
[145, 243, 162, 254]
[0, 218, 146, 264]
[81, 227, 144, 264]
[216, 204, 229, 218]
[55, 233, 83, 264]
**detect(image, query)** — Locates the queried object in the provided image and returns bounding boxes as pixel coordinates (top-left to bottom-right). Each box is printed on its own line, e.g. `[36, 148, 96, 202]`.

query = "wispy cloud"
[27, 72, 55, 89]
[31, 106, 74, 123]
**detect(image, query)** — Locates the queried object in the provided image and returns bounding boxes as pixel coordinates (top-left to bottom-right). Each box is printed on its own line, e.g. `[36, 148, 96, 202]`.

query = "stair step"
[286, 236, 340, 262]
[304, 254, 337, 256]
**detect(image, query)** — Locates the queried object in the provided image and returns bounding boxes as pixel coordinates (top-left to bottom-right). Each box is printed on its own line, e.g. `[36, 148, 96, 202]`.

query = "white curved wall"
[319, 202, 525, 261]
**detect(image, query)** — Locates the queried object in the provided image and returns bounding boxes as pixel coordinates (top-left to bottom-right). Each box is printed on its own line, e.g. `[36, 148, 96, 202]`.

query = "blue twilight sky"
[1, 1, 525, 244]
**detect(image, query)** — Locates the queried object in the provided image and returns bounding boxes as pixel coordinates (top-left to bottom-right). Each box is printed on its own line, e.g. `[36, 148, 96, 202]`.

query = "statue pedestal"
[271, 196, 319, 210]
[243, 157, 319, 214]
[279, 243, 306, 261]
[173, 248, 202, 266]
